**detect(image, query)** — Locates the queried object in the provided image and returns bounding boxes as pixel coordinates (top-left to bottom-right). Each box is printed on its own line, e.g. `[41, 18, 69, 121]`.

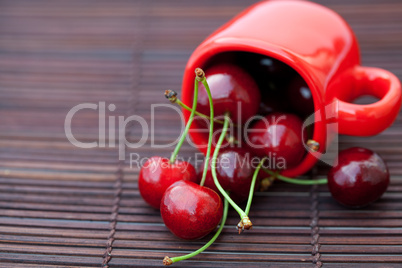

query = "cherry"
[196, 63, 261, 124]
[138, 157, 198, 209]
[199, 148, 257, 203]
[247, 113, 307, 169]
[163, 197, 229, 266]
[236, 53, 293, 115]
[237, 52, 294, 84]
[237, 53, 315, 118]
[160, 180, 223, 240]
[258, 93, 289, 115]
[328, 147, 390, 208]
[286, 75, 314, 117]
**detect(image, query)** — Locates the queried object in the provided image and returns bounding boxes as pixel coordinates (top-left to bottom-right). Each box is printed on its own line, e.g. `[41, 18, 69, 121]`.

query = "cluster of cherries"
[138, 53, 390, 266]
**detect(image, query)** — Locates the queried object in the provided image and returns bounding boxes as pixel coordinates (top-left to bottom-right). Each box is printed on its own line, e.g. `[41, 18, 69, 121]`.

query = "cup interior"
[202, 51, 315, 131]
[203, 51, 315, 118]
[193, 51, 316, 169]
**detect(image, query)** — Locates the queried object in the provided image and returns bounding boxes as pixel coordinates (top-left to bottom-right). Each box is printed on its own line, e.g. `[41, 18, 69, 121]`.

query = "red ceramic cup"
[181, 0, 401, 177]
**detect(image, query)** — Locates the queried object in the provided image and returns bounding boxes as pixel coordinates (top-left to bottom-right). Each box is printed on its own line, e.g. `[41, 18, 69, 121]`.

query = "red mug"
[181, 0, 401, 177]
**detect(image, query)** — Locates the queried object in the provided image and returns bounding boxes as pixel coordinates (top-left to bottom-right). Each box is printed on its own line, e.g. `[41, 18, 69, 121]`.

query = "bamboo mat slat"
[1, 0, 402, 267]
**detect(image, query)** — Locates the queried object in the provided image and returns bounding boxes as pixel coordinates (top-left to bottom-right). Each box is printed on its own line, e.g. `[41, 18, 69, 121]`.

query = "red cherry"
[247, 113, 307, 169]
[287, 75, 314, 117]
[138, 156, 198, 209]
[196, 63, 261, 124]
[237, 53, 301, 116]
[160, 180, 223, 240]
[238, 53, 294, 82]
[199, 148, 257, 203]
[258, 92, 289, 115]
[328, 147, 390, 208]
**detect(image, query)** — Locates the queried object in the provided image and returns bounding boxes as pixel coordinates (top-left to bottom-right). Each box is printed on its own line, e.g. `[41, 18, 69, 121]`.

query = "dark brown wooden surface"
[0, 0, 402, 267]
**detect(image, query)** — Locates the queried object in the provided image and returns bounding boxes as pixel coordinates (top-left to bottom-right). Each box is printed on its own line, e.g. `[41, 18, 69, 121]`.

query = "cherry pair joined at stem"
[158, 67, 265, 266]
[160, 67, 265, 265]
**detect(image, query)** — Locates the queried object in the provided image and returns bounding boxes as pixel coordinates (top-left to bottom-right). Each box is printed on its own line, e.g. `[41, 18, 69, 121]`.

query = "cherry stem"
[225, 134, 239, 145]
[245, 158, 266, 215]
[169, 78, 199, 164]
[163, 195, 229, 266]
[175, 98, 226, 125]
[211, 113, 250, 225]
[261, 167, 328, 185]
[175, 97, 239, 145]
[198, 69, 214, 187]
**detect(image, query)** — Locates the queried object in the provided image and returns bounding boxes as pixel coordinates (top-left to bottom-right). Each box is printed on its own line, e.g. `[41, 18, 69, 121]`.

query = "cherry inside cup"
[188, 51, 315, 172]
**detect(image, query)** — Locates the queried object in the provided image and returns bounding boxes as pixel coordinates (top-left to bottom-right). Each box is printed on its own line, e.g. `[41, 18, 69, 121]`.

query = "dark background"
[0, 0, 401, 267]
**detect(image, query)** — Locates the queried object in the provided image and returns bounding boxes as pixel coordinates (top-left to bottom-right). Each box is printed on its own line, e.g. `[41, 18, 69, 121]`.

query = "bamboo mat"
[1, 0, 402, 267]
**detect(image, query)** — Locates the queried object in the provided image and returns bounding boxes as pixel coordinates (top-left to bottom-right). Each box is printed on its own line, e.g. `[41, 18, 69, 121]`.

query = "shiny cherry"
[199, 148, 257, 203]
[160, 180, 223, 240]
[247, 113, 307, 169]
[328, 147, 390, 208]
[138, 156, 198, 209]
[287, 75, 314, 117]
[196, 63, 261, 124]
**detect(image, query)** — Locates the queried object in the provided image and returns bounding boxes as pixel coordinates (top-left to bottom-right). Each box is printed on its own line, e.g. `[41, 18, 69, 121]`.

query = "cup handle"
[336, 66, 401, 136]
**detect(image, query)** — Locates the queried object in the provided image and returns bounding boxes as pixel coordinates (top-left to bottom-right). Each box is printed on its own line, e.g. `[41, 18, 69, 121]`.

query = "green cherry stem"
[162, 194, 229, 266]
[165, 89, 225, 125]
[211, 112, 252, 232]
[245, 158, 266, 216]
[177, 98, 226, 125]
[196, 68, 214, 187]
[175, 96, 238, 145]
[262, 167, 328, 185]
[169, 78, 199, 164]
